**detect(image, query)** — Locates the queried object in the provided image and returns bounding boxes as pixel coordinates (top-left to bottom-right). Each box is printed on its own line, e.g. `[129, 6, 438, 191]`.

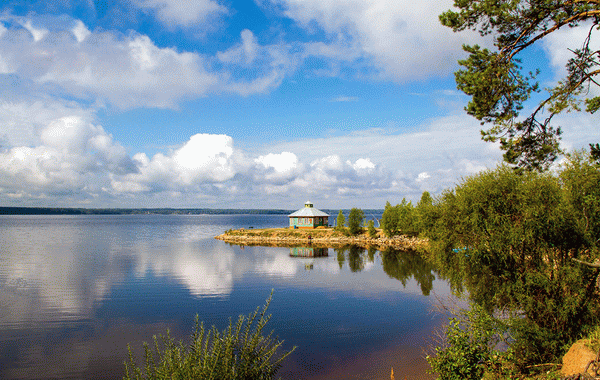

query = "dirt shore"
[214, 227, 427, 251]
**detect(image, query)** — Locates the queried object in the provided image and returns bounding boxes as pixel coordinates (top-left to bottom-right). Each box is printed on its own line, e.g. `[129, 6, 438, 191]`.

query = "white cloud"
[416, 172, 430, 182]
[0, 17, 299, 109]
[0, 116, 135, 196]
[71, 20, 90, 43]
[543, 21, 600, 79]
[255, 151, 303, 183]
[217, 30, 300, 96]
[351, 157, 375, 171]
[134, 0, 227, 27]
[0, 100, 96, 147]
[265, 0, 485, 80]
[217, 29, 259, 65]
[172, 134, 236, 183]
[0, 107, 503, 207]
[1, 109, 591, 208]
[20, 19, 48, 42]
[110, 133, 241, 195]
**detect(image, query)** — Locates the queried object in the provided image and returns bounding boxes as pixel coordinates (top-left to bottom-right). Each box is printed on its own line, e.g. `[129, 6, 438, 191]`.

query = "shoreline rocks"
[214, 228, 428, 251]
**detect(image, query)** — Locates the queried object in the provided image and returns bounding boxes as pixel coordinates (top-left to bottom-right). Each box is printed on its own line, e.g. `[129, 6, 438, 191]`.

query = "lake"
[0, 214, 453, 380]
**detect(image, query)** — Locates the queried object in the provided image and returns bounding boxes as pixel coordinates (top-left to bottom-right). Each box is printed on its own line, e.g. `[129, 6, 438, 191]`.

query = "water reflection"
[331, 245, 438, 295]
[289, 247, 329, 257]
[381, 248, 437, 296]
[0, 215, 450, 380]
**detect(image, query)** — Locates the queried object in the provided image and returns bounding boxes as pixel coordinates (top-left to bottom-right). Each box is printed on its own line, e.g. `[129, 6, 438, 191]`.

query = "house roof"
[288, 207, 329, 217]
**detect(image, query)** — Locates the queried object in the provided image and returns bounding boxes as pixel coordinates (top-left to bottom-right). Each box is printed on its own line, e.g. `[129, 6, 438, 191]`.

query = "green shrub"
[336, 210, 345, 230]
[348, 208, 364, 235]
[381, 201, 399, 237]
[123, 293, 295, 380]
[367, 220, 377, 238]
[427, 156, 600, 371]
[427, 304, 510, 380]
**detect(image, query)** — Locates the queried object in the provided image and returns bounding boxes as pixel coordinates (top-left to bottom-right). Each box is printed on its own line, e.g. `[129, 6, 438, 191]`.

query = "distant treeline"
[0, 207, 383, 216]
[0, 207, 293, 215]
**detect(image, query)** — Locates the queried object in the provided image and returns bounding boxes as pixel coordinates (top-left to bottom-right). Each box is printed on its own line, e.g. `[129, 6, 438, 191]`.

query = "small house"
[288, 201, 329, 229]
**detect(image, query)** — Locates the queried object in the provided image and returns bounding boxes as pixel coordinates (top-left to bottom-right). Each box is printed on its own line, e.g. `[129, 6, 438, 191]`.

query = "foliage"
[381, 200, 418, 237]
[440, 0, 600, 170]
[397, 199, 417, 237]
[367, 219, 377, 238]
[415, 191, 435, 235]
[427, 304, 511, 380]
[336, 210, 345, 230]
[123, 293, 295, 380]
[348, 208, 365, 235]
[381, 201, 400, 237]
[381, 248, 437, 296]
[427, 157, 600, 370]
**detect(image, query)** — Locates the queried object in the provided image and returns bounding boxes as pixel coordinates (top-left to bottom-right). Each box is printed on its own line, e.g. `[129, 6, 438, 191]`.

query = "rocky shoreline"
[214, 228, 428, 251]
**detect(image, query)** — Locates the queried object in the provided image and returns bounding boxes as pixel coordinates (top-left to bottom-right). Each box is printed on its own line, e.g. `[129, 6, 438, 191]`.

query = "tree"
[440, 1, 600, 170]
[426, 161, 600, 369]
[348, 208, 365, 235]
[397, 198, 416, 236]
[367, 219, 378, 238]
[381, 201, 400, 237]
[415, 191, 434, 234]
[336, 210, 345, 230]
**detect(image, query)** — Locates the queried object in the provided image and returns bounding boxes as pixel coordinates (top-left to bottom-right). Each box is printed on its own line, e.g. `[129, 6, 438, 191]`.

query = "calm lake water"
[0, 214, 453, 380]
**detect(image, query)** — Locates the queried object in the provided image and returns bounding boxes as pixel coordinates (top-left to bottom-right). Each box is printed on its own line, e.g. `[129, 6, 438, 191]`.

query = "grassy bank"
[215, 227, 427, 250]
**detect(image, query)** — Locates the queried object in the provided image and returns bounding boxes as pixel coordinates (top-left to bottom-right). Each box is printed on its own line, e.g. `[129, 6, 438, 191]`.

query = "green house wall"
[289, 216, 328, 228]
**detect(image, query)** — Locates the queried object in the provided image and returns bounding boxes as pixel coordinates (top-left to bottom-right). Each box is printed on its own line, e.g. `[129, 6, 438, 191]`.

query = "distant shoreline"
[0, 207, 384, 216]
[0, 207, 292, 215]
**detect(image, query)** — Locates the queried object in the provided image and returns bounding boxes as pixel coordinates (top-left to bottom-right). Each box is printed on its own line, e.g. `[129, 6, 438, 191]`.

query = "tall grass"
[124, 293, 295, 380]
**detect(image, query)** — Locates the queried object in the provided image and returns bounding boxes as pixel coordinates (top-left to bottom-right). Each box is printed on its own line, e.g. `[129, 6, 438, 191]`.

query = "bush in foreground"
[124, 293, 295, 380]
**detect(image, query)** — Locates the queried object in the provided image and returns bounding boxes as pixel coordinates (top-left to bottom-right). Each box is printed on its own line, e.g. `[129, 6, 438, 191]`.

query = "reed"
[124, 292, 295, 380]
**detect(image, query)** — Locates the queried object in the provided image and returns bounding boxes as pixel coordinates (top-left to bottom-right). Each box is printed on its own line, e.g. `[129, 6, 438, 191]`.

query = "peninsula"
[214, 227, 427, 251]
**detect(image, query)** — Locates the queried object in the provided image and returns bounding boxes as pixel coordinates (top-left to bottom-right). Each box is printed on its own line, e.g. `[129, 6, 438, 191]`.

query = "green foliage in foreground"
[427, 305, 512, 380]
[123, 294, 295, 380]
[426, 152, 600, 374]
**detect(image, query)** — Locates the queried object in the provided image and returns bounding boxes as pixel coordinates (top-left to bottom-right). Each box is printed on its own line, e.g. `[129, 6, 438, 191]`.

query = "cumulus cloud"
[254, 151, 304, 183]
[0, 116, 135, 198]
[0, 103, 512, 207]
[0, 110, 449, 207]
[0, 100, 96, 147]
[264, 0, 485, 80]
[111, 133, 239, 193]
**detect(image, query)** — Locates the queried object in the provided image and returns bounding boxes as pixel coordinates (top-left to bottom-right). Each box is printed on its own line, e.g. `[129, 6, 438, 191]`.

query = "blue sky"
[0, 0, 597, 209]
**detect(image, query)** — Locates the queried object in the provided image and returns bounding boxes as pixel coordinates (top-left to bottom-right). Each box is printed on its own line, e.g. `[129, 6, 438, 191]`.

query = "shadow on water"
[281, 244, 439, 297]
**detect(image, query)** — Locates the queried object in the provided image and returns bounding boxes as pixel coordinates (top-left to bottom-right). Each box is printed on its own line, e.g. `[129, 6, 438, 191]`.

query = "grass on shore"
[222, 227, 382, 239]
